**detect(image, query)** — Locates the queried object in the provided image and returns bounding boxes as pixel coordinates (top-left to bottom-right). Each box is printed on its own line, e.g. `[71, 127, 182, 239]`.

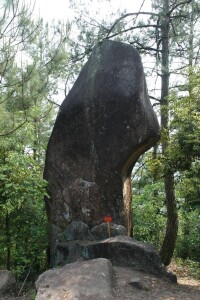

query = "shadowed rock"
[91, 223, 127, 240]
[57, 221, 95, 243]
[79, 236, 176, 282]
[53, 236, 176, 283]
[53, 222, 127, 266]
[0, 270, 16, 295]
[44, 40, 160, 266]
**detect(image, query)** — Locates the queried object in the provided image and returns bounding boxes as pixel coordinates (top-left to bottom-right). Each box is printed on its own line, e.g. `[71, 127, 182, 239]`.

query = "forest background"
[0, 0, 199, 283]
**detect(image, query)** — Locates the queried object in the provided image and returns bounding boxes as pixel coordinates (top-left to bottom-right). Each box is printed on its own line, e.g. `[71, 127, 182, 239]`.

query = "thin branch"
[132, 159, 147, 178]
[44, 37, 64, 68]
[39, 102, 56, 119]
[167, 0, 193, 16]
[194, 46, 200, 64]
[130, 40, 162, 53]
[1, 0, 20, 38]
[18, 266, 31, 296]
[0, 121, 26, 137]
[106, 12, 159, 38]
[47, 98, 60, 107]
[77, 11, 109, 33]
[130, 0, 146, 29]
[152, 102, 161, 107]
[107, 24, 160, 40]
[150, 96, 160, 102]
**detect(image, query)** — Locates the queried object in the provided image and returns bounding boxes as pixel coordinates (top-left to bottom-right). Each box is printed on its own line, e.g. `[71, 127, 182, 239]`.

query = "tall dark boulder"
[44, 40, 160, 265]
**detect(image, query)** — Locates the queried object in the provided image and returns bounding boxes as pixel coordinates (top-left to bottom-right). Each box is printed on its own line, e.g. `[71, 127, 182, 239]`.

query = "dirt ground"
[113, 265, 200, 300]
[1, 262, 200, 300]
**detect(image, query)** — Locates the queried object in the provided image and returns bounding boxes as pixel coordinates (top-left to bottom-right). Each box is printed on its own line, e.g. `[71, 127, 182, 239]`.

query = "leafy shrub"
[132, 181, 166, 249]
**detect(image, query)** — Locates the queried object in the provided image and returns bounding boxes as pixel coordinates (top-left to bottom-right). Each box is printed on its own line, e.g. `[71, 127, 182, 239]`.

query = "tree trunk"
[33, 118, 38, 161]
[159, 175, 178, 265]
[123, 175, 133, 237]
[6, 213, 11, 270]
[159, 0, 178, 266]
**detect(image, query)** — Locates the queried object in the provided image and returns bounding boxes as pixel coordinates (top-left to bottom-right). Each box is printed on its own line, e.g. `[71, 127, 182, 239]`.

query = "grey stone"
[52, 221, 95, 266]
[53, 222, 127, 266]
[51, 236, 176, 283]
[58, 221, 95, 242]
[0, 270, 16, 295]
[44, 40, 160, 265]
[128, 278, 143, 290]
[91, 223, 127, 240]
[78, 236, 176, 282]
[53, 241, 80, 266]
[35, 258, 114, 300]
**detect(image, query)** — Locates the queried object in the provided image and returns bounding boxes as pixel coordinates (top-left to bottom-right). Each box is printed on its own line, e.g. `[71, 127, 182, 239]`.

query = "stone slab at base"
[35, 258, 114, 300]
[54, 236, 177, 283]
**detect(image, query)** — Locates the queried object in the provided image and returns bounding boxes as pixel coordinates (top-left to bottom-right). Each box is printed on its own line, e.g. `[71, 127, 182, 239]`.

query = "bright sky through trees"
[34, 0, 152, 21]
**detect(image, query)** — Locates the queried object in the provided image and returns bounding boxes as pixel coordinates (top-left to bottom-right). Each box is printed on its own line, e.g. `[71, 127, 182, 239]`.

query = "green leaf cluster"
[0, 150, 48, 279]
[132, 69, 200, 262]
[0, 0, 71, 281]
[132, 181, 166, 248]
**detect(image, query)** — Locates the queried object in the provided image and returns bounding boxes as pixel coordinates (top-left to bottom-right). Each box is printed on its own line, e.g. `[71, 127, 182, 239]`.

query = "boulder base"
[0, 270, 16, 295]
[53, 235, 176, 283]
[53, 222, 126, 266]
[79, 236, 176, 282]
[35, 258, 114, 300]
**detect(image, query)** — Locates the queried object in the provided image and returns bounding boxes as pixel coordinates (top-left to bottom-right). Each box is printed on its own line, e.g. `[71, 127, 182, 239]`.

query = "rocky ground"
[0, 262, 199, 300]
[113, 265, 200, 300]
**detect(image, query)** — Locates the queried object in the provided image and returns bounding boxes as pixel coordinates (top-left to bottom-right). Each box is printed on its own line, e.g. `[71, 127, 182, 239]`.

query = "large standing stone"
[44, 40, 160, 265]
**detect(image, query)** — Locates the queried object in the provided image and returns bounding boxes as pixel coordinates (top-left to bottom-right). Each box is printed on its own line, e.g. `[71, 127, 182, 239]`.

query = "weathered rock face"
[57, 221, 96, 243]
[35, 257, 177, 300]
[91, 223, 127, 240]
[53, 221, 127, 266]
[0, 270, 16, 295]
[79, 236, 176, 282]
[44, 40, 160, 264]
[35, 258, 114, 300]
[52, 235, 176, 283]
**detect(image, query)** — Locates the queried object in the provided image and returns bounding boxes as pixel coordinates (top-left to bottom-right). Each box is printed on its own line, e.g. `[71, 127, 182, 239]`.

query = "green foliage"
[175, 159, 200, 262]
[132, 156, 167, 249]
[174, 258, 200, 280]
[0, 0, 71, 281]
[175, 208, 200, 262]
[0, 150, 48, 279]
[0, 151, 48, 213]
[0, 0, 70, 137]
[132, 181, 166, 249]
[177, 161, 200, 209]
[167, 69, 200, 172]
[132, 155, 200, 262]
[132, 69, 200, 262]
